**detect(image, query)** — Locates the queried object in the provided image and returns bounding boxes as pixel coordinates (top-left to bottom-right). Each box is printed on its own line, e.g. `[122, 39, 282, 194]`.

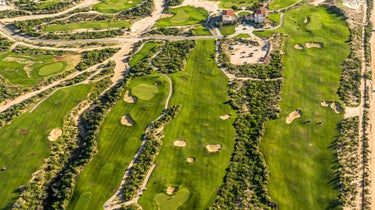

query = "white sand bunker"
[187, 157, 195, 163]
[206, 144, 222, 152]
[220, 114, 231, 120]
[48, 128, 62, 141]
[320, 100, 330, 107]
[330, 102, 343, 114]
[294, 44, 304, 50]
[304, 17, 310, 23]
[305, 42, 323, 48]
[161, 13, 173, 18]
[123, 90, 137, 103]
[121, 114, 135, 126]
[174, 140, 187, 147]
[286, 110, 302, 124]
[166, 186, 176, 195]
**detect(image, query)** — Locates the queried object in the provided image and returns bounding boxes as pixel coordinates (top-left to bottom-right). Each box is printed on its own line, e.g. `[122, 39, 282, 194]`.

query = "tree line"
[211, 79, 282, 209]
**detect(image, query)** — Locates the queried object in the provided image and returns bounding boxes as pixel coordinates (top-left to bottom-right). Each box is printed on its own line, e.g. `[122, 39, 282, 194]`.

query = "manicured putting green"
[38, 62, 64, 76]
[154, 187, 190, 210]
[132, 84, 159, 100]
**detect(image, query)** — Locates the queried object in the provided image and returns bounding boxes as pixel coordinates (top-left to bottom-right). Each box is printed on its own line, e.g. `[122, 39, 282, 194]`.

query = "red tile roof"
[222, 9, 235, 16]
[255, 8, 267, 15]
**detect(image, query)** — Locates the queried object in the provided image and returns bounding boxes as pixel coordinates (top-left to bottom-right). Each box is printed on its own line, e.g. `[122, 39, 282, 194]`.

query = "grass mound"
[132, 84, 159, 100]
[38, 62, 64, 76]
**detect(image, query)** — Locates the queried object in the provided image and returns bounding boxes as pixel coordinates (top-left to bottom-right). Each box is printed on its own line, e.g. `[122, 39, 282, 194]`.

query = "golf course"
[67, 42, 170, 209]
[0, 0, 369, 208]
[0, 84, 91, 209]
[139, 39, 236, 209]
[261, 5, 350, 209]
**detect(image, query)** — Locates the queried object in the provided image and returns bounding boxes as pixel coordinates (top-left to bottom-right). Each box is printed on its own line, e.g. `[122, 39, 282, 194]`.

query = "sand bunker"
[174, 140, 187, 147]
[187, 157, 195, 163]
[166, 187, 176, 195]
[123, 90, 137, 103]
[330, 102, 343, 114]
[304, 17, 310, 23]
[121, 114, 135, 126]
[286, 110, 302, 124]
[294, 44, 304, 50]
[206, 144, 222, 152]
[161, 13, 173, 18]
[48, 128, 62, 141]
[220, 114, 231, 120]
[305, 42, 323, 48]
[320, 100, 330, 107]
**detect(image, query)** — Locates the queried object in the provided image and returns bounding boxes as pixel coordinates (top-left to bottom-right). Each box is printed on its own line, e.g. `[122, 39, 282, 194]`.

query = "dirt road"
[368, 0, 375, 206]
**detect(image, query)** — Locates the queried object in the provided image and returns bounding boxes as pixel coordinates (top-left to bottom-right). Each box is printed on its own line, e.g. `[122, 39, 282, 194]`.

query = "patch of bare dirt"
[173, 140, 187, 147]
[206, 144, 222, 152]
[305, 42, 323, 48]
[123, 90, 137, 103]
[343, 0, 362, 9]
[121, 114, 135, 126]
[310, 0, 326, 6]
[220, 114, 231, 120]
[48, 128, 62, 141]
[286, 110, 302, 124]
[160, 13, 173, 18]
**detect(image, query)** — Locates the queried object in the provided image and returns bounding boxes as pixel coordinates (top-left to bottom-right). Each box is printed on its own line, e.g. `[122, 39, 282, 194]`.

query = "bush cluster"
[153, 40, 195, 73]
[122, 105, 181, 200]
[212, 79, 282, 209]
[75, 48, 119, 71]
[334, 117, 360, 208]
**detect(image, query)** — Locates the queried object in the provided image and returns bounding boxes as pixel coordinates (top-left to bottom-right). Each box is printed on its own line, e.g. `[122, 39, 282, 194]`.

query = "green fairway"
[219, 0, 258, 9]
[0, 52, 79, 86]
[139, 40, 236, 209]
[219, 25, 235, 36]
[38, 62, 64, 76]
[42, 21, 131, 32]
[260, 6, 350, 209]
[129, 42, 160, 66]
[154, 187, 190, 210]
[270, 0, 299, 10]
[132, 84, 159, 100]
[67, 74, 169, 210]
[93, 0, 143, 13]
[191, 25, 211, 35]
[156, 6, 208, 27]
[0, 85, 90, 209]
